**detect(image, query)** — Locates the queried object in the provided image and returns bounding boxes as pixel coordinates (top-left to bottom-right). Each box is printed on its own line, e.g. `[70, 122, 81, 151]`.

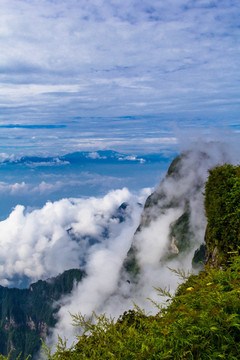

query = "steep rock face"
[192, 244, 206, 268]
[123, 144, 233, 276]
[123, 151, 210, 276]
[204, 164, 240, 267]
[0, 269, 85, 359]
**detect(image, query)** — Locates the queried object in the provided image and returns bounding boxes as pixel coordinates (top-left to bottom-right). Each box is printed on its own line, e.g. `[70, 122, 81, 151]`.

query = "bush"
[43, 253, 240, 359]
[204, 164, 240, 266]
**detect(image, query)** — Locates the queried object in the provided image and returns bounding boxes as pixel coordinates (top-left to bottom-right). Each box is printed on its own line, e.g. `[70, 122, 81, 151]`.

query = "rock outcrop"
[123, 151, 209, 276]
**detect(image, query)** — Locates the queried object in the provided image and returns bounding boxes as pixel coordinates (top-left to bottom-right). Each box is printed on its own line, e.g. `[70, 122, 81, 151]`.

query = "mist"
[47, 139, 239, 349]
[0, 136, 238, 355]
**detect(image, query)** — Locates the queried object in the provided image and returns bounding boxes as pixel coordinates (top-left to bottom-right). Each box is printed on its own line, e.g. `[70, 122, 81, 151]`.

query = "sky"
[0, 1, 239, 239]
[1, 0, 240, 275]
[0, 1, 240, 352]
[0, 0, 240, 149]
[0, 0, 239, 276]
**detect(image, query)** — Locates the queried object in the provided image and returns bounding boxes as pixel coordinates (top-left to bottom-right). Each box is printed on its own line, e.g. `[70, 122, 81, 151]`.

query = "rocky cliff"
[123, 150, 211, 277]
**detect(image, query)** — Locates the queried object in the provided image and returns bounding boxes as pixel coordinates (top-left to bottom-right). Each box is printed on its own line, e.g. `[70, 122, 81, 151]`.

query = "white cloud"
[0, 181, 29, 195]
[0, 187, 147, 287]
[135, 208, 183, 267]
[0, 153, 16, 162]
[144, 137, 178, 144]
[87, 152, 101, 159]
[0, 1, 239, 119]
[48, 139, 237, 347]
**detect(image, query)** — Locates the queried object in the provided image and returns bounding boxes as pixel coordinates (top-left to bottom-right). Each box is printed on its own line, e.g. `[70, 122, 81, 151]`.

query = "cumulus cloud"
[0, 153, 16, 163]
[135, 208, 183, 267]
[0, 181, 30, 195]
[86, 152, 104, 159]
[0, 187, 148, 287]
[0, 180, 59, 196]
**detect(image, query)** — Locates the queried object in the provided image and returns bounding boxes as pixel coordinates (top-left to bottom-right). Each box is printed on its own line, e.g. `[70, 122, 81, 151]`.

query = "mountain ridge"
[42, 162, 240, 359]
[0, 269, 85, 359]
[0, 150, 239, 359]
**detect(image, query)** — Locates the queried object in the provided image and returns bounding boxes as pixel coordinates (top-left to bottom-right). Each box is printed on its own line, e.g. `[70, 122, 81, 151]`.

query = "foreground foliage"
[205, 164, 240, 266]
[43, 253, 240, 359]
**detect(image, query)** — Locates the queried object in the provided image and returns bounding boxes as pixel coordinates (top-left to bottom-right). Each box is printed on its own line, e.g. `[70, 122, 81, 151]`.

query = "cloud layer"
[0, 187, 148, 287]
[0, 137, 239, 353]
[0, 0, 240, 122]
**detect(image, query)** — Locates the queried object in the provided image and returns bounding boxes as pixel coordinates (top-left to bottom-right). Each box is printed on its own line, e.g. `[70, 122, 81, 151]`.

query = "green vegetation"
[122, 246, 140, 277]
[1, 162, 240, 359]
[42, 163, 240, 359]
[0, 269, 85, 359]
[123, 155, 194, 277]
[169, 205, 193, 253]
[43, 253, 240, 359]
[192, 244, 206, 269]
[166, 153, 184, 178]
[0, 354, 30, 360]
[205, 164, 240, 266]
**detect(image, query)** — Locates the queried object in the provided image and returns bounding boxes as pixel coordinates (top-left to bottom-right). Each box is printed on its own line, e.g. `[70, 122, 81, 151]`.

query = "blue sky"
[0, 0, 240, 218]
[1, 0, 240, 295]
[0, 0, 240, 132]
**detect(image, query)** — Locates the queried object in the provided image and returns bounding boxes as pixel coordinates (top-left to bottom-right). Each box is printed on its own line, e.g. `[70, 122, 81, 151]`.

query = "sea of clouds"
[0, 137, 239, 355]
[0, 187, 150, 288]
[45, 139, 239, 349]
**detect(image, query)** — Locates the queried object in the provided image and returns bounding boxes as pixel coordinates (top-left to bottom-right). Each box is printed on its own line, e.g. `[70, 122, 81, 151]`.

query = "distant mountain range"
[0, 150, 174, 167]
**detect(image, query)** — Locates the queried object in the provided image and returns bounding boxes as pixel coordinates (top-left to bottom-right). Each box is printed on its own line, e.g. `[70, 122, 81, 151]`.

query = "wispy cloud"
[0, 0, 239, 123]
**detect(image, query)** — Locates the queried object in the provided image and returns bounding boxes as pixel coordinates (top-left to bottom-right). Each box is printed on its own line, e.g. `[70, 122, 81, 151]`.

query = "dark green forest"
[0, 269, 85, 359]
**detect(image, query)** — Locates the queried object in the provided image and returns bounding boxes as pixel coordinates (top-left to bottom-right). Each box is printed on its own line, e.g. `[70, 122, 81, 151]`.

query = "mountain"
[0, 150, 172, 166]
[123, 151, 209, 277]
[0, 269, 85, 359]
[0, 200, 132, 359]
[41, 163, 240, 359]
[0, 150, 238, 359]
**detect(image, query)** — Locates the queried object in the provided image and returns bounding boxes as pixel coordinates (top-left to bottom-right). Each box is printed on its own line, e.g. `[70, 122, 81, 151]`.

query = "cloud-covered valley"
[0, 187, 149, 288]
[1, 0, 240, 355]
[0, 138, 239, 354]
[44, 139, 238, 347]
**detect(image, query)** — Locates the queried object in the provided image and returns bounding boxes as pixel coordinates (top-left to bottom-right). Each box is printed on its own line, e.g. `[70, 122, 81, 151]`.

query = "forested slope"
[0, 269, 85, 359]
[42, 164, 240, 360]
